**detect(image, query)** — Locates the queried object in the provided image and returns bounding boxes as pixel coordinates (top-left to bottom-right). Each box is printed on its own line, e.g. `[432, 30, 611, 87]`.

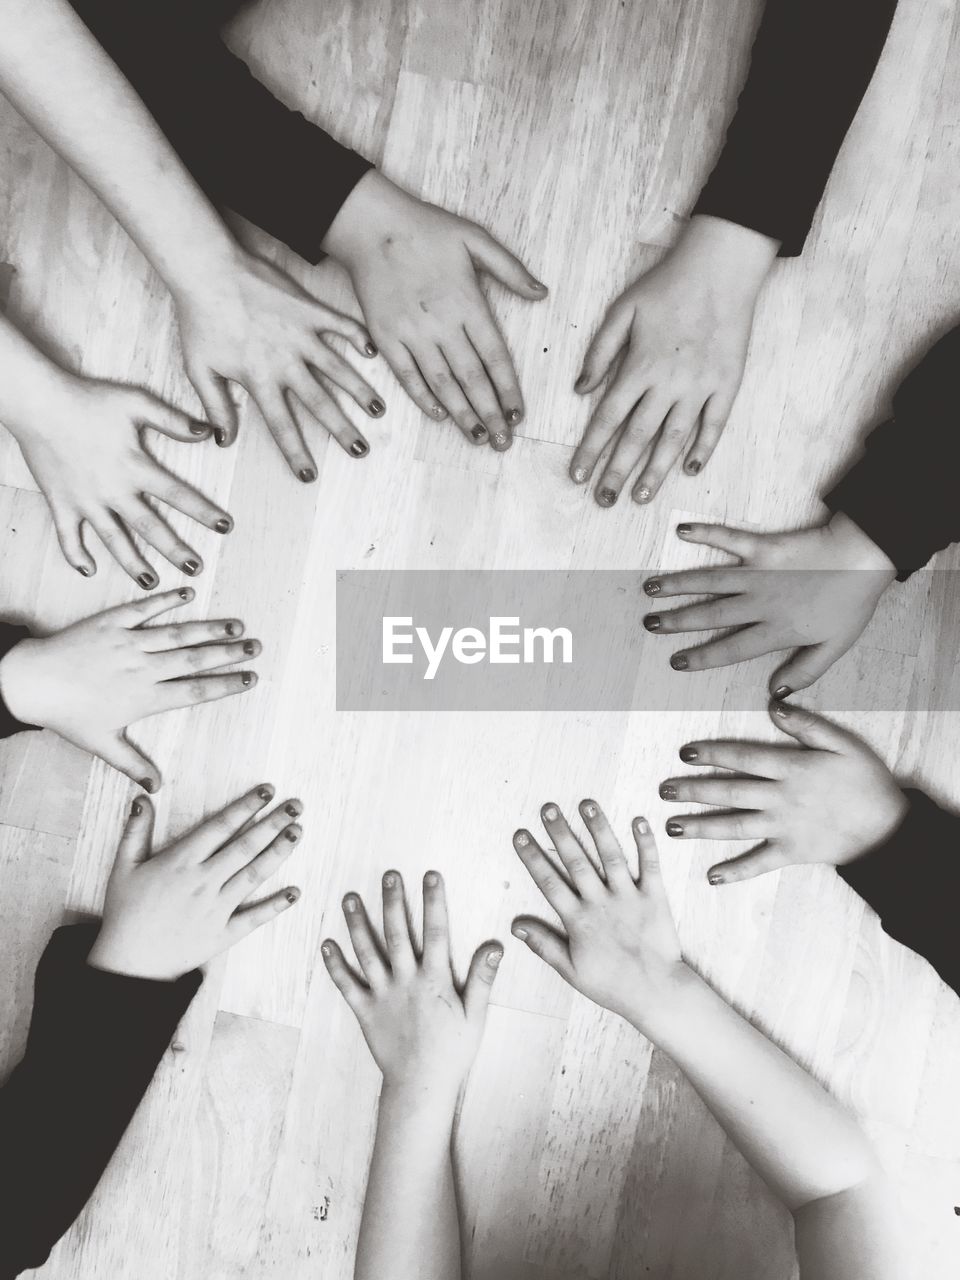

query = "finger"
[669, 624, 777, 674]
[633, 399, 702, 502]
[512, 828, 579, 920]
[92, 730, 161, 792]
[419, 345, 508, 450]
[575, 301, 632, 395]
[187, 368, 238, 448]
[138, 617, 244, 651]
[50, 503, 96, 577]
[675, 522, 757, 559]
[578, 798, 634, 886]
[597, 391, 672, 505]
[540, 803, 604, 897]
[707, 841, 789, 885]
[467, 313, 525, 429]
[665, 811, 768, 841]
[631, 817, 666, 893]
[466, 226, 548, 300]
[462, 942, 504, 1024]
[767, 699, 853, 752]
[381, 340, 448, 422]
[114, 793, 155, 866]
[510, 918, 573, 980]
[684, 389, 737, 475]
[171, 783, 276, 861]
[152, 669, 257, 712]
[443, 333, 514, 444]
[769, 634, 854, 698]
[569, 376, 644, 489]
[320, 937, 369, 1011]
[152, 637, 259, 680]
[252, 385, 318, 482]
[229, 886, 300, 938]
[212, 797, 302, 879]
[288, 369, 370, 460]
[89, 513, 158, 590]
[421, 871, 452, 971]
[307, 341, 384, 418]
[644, 595, 756, 636]
[658, 775, 774, 810]
[119, 499, 203, 578]
[223, 823, 301, 907]
[143, 463, 234, 535]
[130, 388, 209, 442]
[342, 892, 389, 987]
[107, 585, 194, 628]
[308, 302, 376, 358]
[642, 568, 747, 599]
[674, 739, 790, 779]
[381, 870, 416, 972]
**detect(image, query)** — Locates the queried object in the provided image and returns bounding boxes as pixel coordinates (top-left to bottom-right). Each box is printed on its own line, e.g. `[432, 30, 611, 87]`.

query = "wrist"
[321, 169, 405, 268]
[621, 961, 705, 1042]
[86, 933, 185, 983]
[379, 1072, 464, 1114]
[672, 215, 778, 299]
[826, 511, 896, 575]
[0, 637, 46, 728]
[165, 237, 248, 310]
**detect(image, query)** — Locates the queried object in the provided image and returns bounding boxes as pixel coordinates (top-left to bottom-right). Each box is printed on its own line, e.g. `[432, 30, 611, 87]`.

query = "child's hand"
[10, 373, 232, 586]
[661, 701, 909, 884]
[0, 587, 258, 789]
[322, 871, 502, 1099]
[642, 512, 897, 694]
[323, 171, 548, 452]
[175, 248, 383, 479]
[570, 216, 776, 506]
[511, 800, 688, 1036]
[86, 786, 302, 981]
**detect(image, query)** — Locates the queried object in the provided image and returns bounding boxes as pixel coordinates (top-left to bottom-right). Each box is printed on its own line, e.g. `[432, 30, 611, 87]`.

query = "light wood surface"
[2, 0, 959, 1276]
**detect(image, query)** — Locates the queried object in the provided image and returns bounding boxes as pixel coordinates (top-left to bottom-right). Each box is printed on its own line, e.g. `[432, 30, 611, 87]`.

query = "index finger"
[512, 828, 579, 921]
[108, 586, 194, 628]
[466, 311, 524, 427]
[676, 740, 791, 779]
[166, 783, 276, 861]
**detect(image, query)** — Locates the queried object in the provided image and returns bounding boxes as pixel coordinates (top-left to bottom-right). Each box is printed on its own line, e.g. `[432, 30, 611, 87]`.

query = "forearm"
[0, 0, 238, 296]
[355, 1082, 462, 1280]
[635, 968, 879, 1213]
[0, 313, 77, 442]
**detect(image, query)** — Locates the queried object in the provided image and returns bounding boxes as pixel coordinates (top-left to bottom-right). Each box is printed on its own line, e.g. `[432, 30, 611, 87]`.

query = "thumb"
[93, 730, 161, 794]
[768, 699, 852, 753]
[467, 227, 548, 299]
[707, 840, 790, 886]
[576, 302, 632, 393]
[462, 941, 504, 1023]
[188, 367, 238, 448]
[769, 634, 852, 698]
[130, 388, 210, 443]
[115, 793, 155, 867]
[510, 918, 573, 981]
[50, 502, 96, 578]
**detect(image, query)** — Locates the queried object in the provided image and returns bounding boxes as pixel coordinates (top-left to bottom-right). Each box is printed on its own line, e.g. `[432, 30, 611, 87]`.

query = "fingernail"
[189, 421, 208, 436]
[350, 440, 369, 457]
[676, 523, 692, 537]
[679, 745, 698, 763]
[137, 571, 156, 590]
[424, 871, 439, 887]
[364, 342, 378, 357]
[284, 827, 300, 842]
[178, 588, 191, 601]
[368, 399, 385, 417]
[572, 466, 588, 484]
[321, 943, 332, 957]
[773, 701, 790, 719]
[284, 802, 301, 818]
[285, 888, 300, 904]
[581, 801, 598, 819]
[298, 467, 316, 483]
[487, 948, 503, 967]
[634, 817, 649, 834]
[214, 428, 228, 447]
[77, 564, 94, 577]
[530, 279, 548, 293]
[708, 872, 724, 886]
[506, 408, 522, 426]
[685, 459, 702, 475]
[515, 831, 530, 847]
[542, 805, 559, 822]
[181, 559, 200, 576]
[431, 404, 446, 419]
[241, 672, 255, 687]
[471, 423, 487, 441]
[670, 653, 689, 671]
[644, 614, 661, 632]
[242, 640, 256, 655]
[634, 486, 652, 504]
[666, 820, 684, 837]
[225, 621, 241, 637]
[597, 487, 618, 507]
[492, 430, 509, 447]
[343, 894, 358, 913]
[512, 925, 529, 940]
[215, 517, 232, 534]
[644, 578, 661, 596]
[772, 685, 792, 701]
[574, 373, 588, 391]
[139, 777, 156, 794]
[130, 799, 143, 817]
[257, 785, 273, 802]
[383, 871, 397, 888]
[659, 784, 677, 800]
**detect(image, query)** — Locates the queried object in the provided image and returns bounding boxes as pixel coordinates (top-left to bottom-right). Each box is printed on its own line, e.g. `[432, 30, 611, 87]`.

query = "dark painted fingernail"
[506, 408, 522, 426]
[708, 872, 724, 886]
[285, 888, 300, 903]
[773, 701, 791, 719]
[350, 440, 368, 457]
[137, 572, 156, 590]
[471, 423, 487, 441]
[666, 820, 684, 837]
[285, 802, 301, 818]
[77, 564, 94, 577]
[284, 827, 300, 842]
[190, 421, 209, 436]
[574, 373, 588, 390]
[597, 487, 618, 507]
[677, 523, 692, 536]
[181, 559, 200, 576]
[772, 685, 792, 701]
[139, 777, 156, 794]
[659, 784, 677, 800]
[178, 587, 191, 600]
[257, 785, 273, 802]
[531, 279, 548, 292]
[679, 745, 699, 763]
[225, 621, 241, 637]
[241, 672, 255, 687]
[368, 399, 385, 417]
[644, 614, 661, 632]
[670, 652, 689, 671]
[644, 578, 662, 596]
[130, 799, 143, 817]
[298, 467, 316, 483]
[214, 428, 228, 447]
[364, 342, 378, 357]
[685, 459, 702, 475]
[215, 517, 232, 534]
[242, 640, 256, 655]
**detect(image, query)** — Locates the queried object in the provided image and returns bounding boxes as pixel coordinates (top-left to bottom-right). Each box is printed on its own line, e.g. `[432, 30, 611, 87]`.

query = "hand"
[642, 512, 897, 694]
[322, 870, 502, 1098]
[323, 171, 548, 452]
[511, 799, 688, 1035]
[570, 216, 776, 506]
[10, 372, 232, 586]
[86, 786, 302, 981]
[660, 701, 909, 884]
[0, 587, 259, 788]
[175, 247, 384, 479]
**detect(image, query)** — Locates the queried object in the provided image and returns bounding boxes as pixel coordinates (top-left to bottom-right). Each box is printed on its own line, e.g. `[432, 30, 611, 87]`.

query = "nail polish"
[530, 280, 548, 293]
[679, 745, 698, 763]
[572, 467, 588, 484]
[77, 564, 94, 577]
[676, 523, 693, 537]
[515, 831, 530, 847]
[214, 428, 228, 447]
[471, 424, 487, 441]
[189, 421, 208, 435]
[225, 621, 241, 637]
[487, 949, 503, 967]
[686, 459, 702, 475]
[634, 486, 652, 504]
[670, 653, 689, 671]
[131, 799, 143, 817]
[257, 785, 273, 802]
[574, 373, 588, 391]
[659, 784, 677, 801]
[178, 588, 191, 601]
[241, 672, 255, 687]
[493, 430, 509, 446]
[383, 872, 397, 888]
[242, 640, 256, 655]
[772, 685, 792, 701]
[581, 801, 598, 819]
[512, 925, 529, 939]
[181, 559, 200, 576]
[350, 440, 369, 457]
[368, 399, 385, 417]
[298, 467, 317, 483]
[506, 408, 522, 426]
[139, 777, 156, 794]
[321, 943, 332, 957]
[215, 517, 232, 534]
[137, 572, 156, 590]
[364, 342, 378, 357]
[542, 805, 559, 822]
[597, 487, 618, 507]
[285, 889, 300, 904]
[643, 578, 661, 596]
[666, 820, 684, 837]
[343, 894, 358, 912]
[284, 827, 300, 842]
[634, 817, 649, 834]
[644, 614, 661, 632]
[773, 702, 790, 719]
[285, 802, 300, 818]
[424, 871, 439, 887]
[708, 872, 724, 886]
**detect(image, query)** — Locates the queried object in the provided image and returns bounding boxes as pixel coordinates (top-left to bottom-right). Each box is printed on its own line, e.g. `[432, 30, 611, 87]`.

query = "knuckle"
[188, 678, 209, 702]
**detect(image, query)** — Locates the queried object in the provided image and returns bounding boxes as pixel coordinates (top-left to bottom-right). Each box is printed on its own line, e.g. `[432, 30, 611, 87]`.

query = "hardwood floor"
[1, 1, 959, 1276]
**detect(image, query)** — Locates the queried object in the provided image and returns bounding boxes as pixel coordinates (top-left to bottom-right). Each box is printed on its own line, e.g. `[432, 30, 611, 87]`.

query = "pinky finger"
[51, 506, 95, 577]
[230, 886, 301, 938]
[707, 840, 789, 886]
[320, 936, 369, 1009]
[91, 729, 160, 792]
[684, 390, 737, 476]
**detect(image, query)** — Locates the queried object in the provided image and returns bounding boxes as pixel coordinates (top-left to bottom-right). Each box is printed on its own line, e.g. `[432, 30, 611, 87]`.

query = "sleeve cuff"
[0, 623, 41, 739]
[690, 192, 802, 257]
